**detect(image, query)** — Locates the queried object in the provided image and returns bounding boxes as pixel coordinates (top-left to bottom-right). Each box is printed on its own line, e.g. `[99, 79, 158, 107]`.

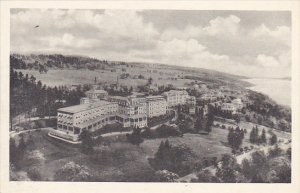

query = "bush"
[23, 150, 45, 167]
[154, 170, 179, 182]
[196, 169, 220, 183]
[268, 145, 283, 158]
[90, 143, 141, 166]
[54, 162, 92, 181]
[27, 166, 42, 181]
[91, 123, 130, 136]
[149, 140, 197, 176]
[141, 124, 182, 139]
[126, 127, 144, 145]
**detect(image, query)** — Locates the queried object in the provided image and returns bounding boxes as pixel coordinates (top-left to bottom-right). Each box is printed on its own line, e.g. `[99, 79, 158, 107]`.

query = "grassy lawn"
[141, 127, 232, 160]
[16, 126, 238, 181]
[17, 122, 288, 182]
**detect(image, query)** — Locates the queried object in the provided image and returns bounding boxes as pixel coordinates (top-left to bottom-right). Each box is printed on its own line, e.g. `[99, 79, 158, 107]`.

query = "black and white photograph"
[1, 1, 300, 192]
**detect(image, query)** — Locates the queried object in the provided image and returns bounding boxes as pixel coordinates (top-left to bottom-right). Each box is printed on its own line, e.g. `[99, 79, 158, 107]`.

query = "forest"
[10, 67, 91, 127]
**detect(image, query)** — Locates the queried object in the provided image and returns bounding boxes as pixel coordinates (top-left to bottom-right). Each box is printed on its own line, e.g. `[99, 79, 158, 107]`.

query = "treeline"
[246, 91, 291, 131]
[249, 126, 278, 145]
[10, 68, 89, 125]
[148, 140, 291, 182]
[10, 54, 109, 70]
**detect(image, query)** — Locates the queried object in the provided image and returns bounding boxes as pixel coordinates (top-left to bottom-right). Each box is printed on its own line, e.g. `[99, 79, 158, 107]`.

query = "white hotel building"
[53, 90, 191, 142]
[55, 101, 118, 141]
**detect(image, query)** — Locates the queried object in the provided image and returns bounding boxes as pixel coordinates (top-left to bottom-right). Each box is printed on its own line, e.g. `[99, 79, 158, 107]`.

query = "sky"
[10, 9, 291, 78]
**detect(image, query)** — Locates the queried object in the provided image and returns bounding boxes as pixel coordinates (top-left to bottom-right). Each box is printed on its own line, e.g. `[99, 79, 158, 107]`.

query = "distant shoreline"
[243, 78, 291, 108]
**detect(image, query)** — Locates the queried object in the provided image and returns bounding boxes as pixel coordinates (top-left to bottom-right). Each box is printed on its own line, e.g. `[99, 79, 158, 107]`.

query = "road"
[11, 116, 57, 128]
[10, 127, 53, 138]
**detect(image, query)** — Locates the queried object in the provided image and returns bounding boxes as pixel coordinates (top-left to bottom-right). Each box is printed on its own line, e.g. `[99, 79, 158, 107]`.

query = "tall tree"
[205, 112, 214, 133]
[194, 117, 203, 132]
[79, 130, 94, 154]
[269, 134, 278, 145]
[260, 128, 267, 144]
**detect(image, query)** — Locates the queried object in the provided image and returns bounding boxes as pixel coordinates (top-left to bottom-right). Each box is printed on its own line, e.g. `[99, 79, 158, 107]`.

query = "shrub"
[27, 166, 42, 181]
[196, 169, 220, 183]
[141, 124, 182, 139]
[126, 127, 144, 145]
[149, 140, 197, 176]
[24, 150, 45, 167]
[268, 145, 283, 158]
[154, 170, 179, 182]
[54, 162, 92, 181]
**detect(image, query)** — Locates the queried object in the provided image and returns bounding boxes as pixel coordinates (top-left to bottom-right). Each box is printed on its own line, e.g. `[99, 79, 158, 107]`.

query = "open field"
[16, 68, 192, 88]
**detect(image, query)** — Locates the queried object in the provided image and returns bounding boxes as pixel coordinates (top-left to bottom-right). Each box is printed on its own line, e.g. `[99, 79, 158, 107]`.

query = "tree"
[227, 128, 234, 147]
[286, 147, 291, 160]
[241, 159, 252, 179]
[79, 130, 94, 154]
[268, 144, 282, 158]
[150, 140, 196, 176]
[154, 170, 179, 182]
[18, 136, 27, 161]
[205, 112, 214, 133]
[54, 162, 92, 181]
[126, 127, 144, 145]
[196, 169, 220, 183]
[147, 77, 153, 85]
[250, 126, 259, 144]
[216, 154, 241, 183]
[27, 166, 42, 181]
[269, 134, 278, 145]
[24, 150, 45, 167]
[227, 127, 244, 150]
[9, 138, 19, 167]
[194, 117, 203, 132]
[260, 128, 266, 144]
[250, 151, 268, 182]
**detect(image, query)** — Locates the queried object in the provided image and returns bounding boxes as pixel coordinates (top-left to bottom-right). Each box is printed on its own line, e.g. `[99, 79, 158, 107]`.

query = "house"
[221, 103, 236, 113]
[232, 98, 243, 110]
[85, 89, 108, 100]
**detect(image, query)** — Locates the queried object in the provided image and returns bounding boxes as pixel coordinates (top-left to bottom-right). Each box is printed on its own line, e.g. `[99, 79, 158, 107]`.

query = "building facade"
[108, 96, 148, 128]
[221, 103, 236, 113]
[232, 98, 243, 110]
[85, 89, 108, 100]
[55, 90, 193, 142]
[56, 101, 118, 141]
[146, 96, 167, 118]
[162, 90, 189, 107]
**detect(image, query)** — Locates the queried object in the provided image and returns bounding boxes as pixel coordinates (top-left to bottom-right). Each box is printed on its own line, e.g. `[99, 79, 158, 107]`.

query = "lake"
[244, 78, 291, 107]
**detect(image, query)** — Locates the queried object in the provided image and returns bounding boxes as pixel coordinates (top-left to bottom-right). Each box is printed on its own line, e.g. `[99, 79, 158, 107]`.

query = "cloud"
[161, 15, 241, 41]
[256, 54, 280, 67]
[11, 9, 159, 53]
[204, 15, 241, 36]
[10, 9, 291, 78]
[251, 24, 291, 46]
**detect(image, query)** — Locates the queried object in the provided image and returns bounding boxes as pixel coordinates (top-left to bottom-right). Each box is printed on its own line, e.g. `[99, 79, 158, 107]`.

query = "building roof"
[162, 90, 188, 96]
[146, 95, 166, 101]
[232, 98, 243, 104]
[85, 89, 108, 94]
[58, 101, 116, 114]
